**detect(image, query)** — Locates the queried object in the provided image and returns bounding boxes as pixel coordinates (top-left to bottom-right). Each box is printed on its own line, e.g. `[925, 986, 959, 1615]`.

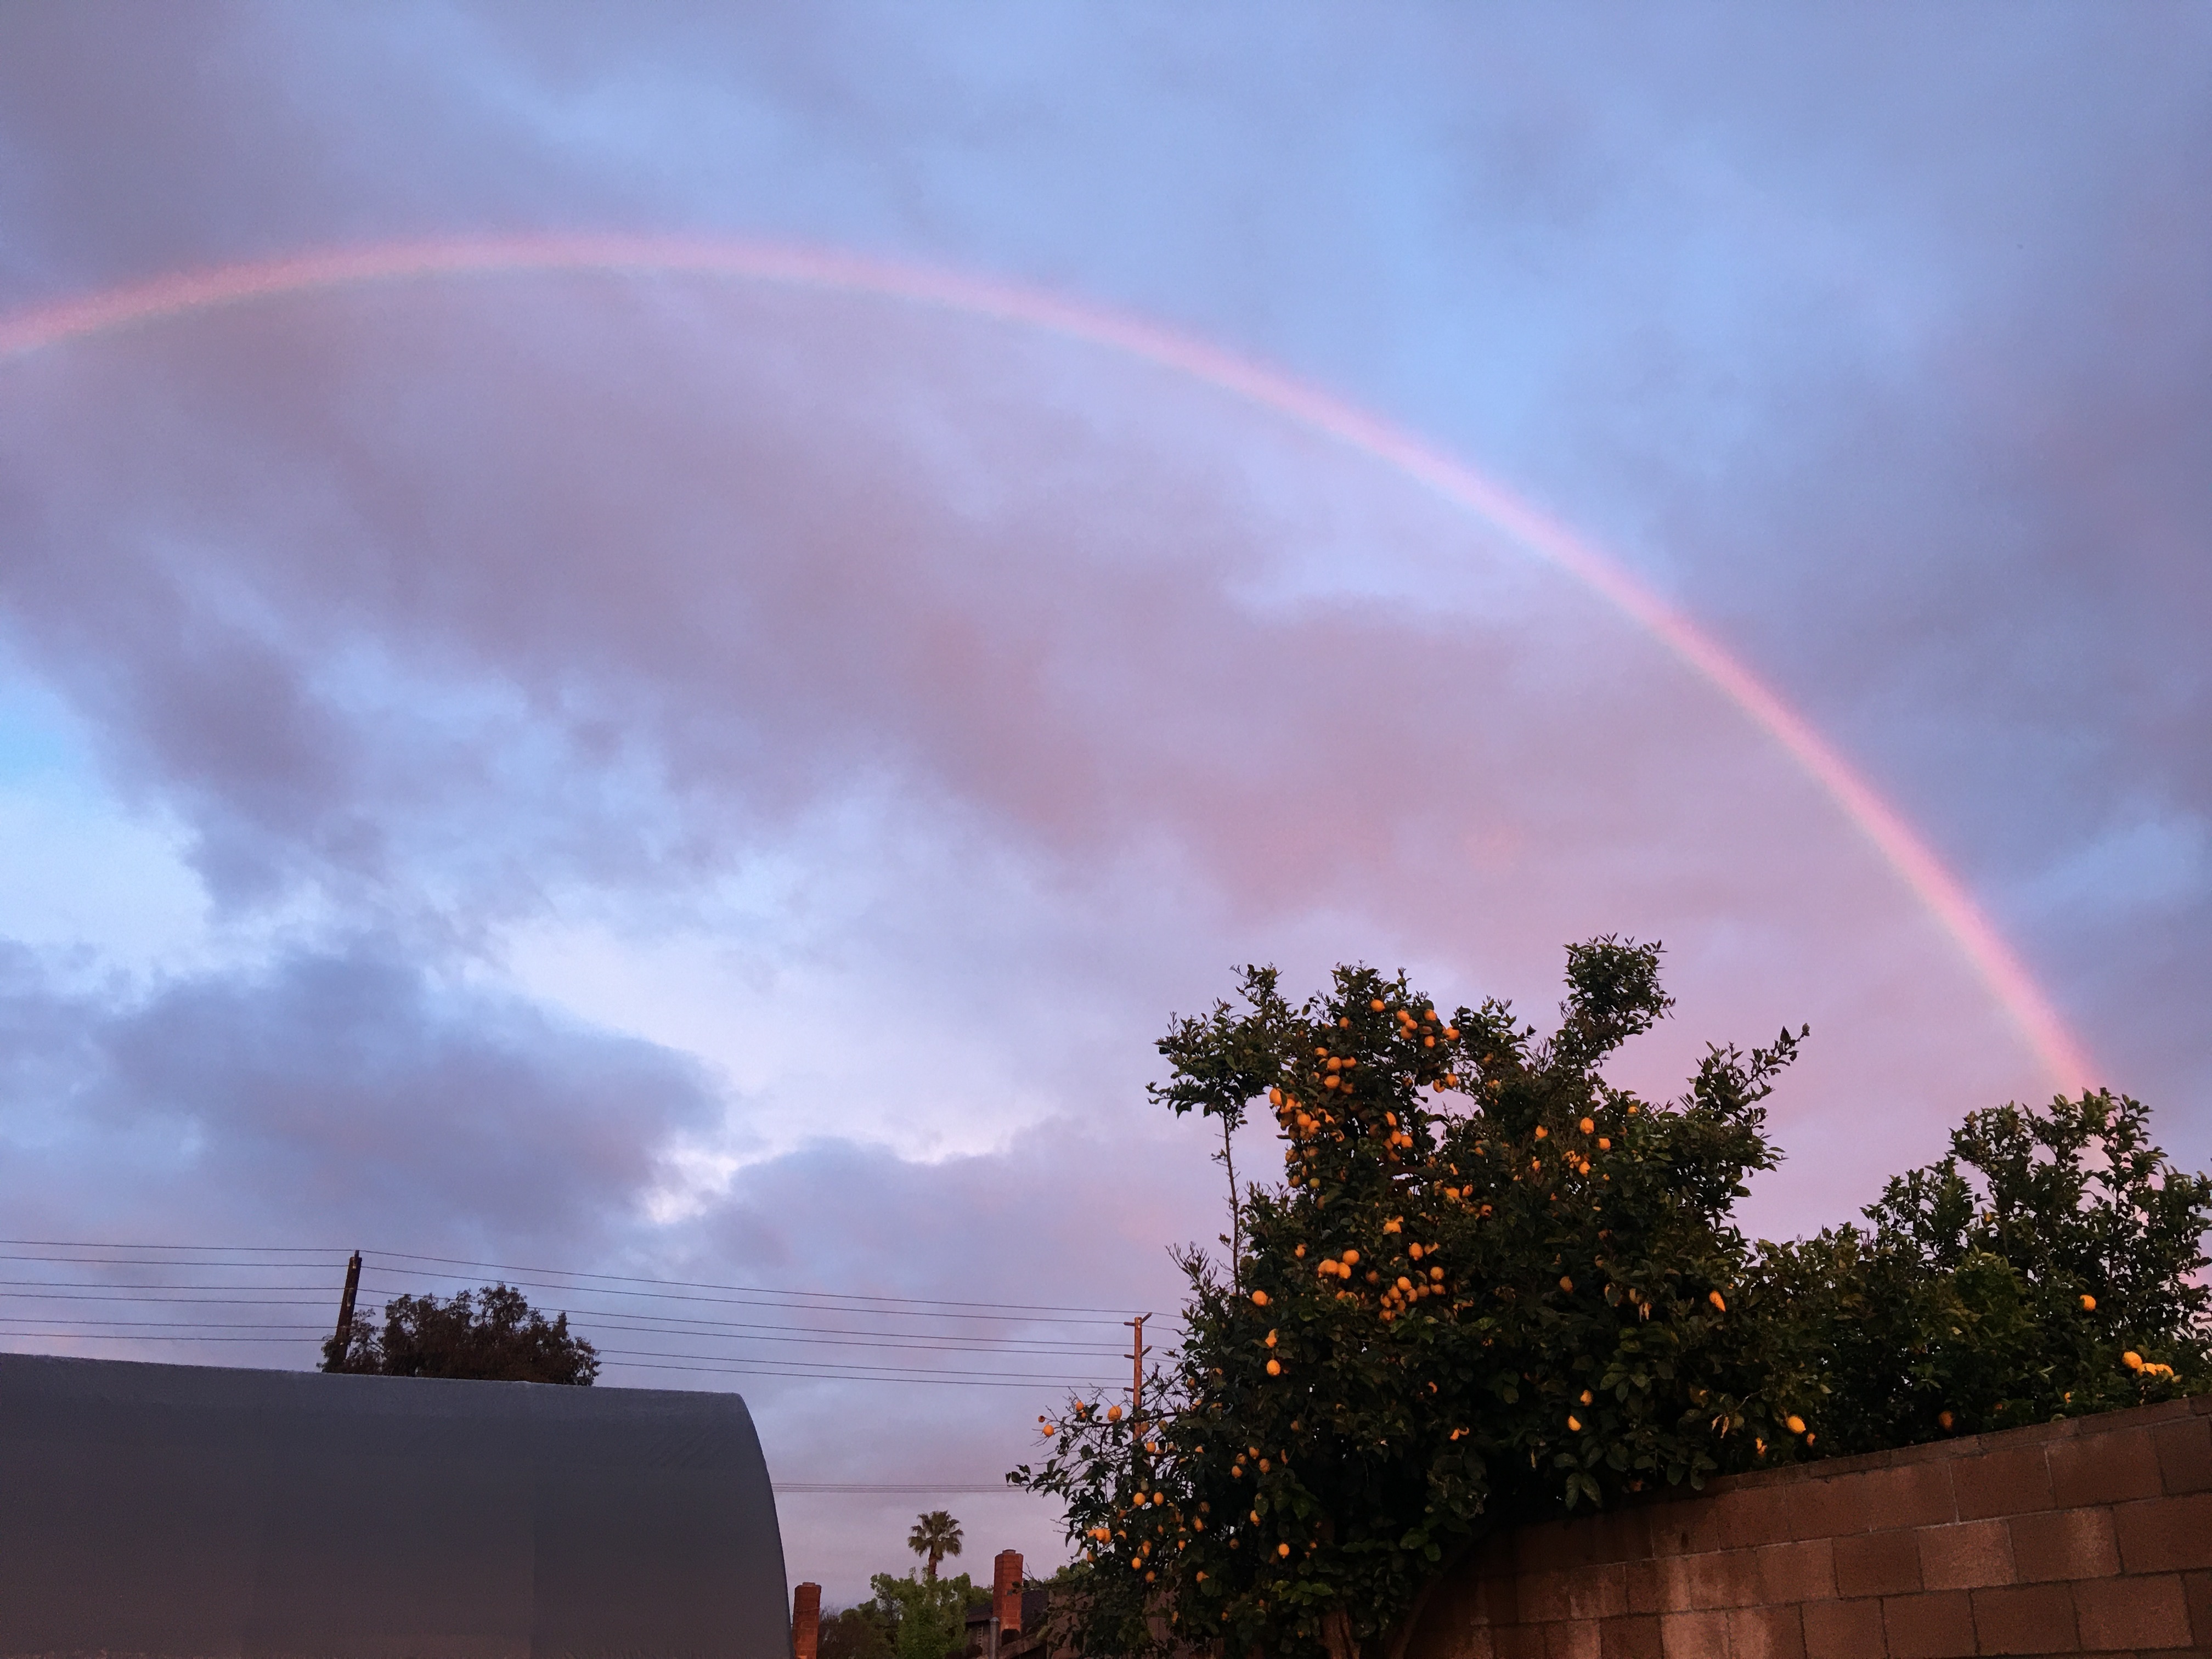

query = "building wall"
[1406, 1395, 2212, 1658]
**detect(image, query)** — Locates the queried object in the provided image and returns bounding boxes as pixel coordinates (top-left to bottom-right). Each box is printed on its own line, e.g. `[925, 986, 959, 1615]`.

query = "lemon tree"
[1756, 1088, 2212, 1451]
[1014, 941, 1820, 1659]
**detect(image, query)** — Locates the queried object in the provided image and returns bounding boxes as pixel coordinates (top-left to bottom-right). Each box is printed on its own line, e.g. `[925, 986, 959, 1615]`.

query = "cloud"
[0, 2, 2205, 1603]
[0, 934, 724, 1253]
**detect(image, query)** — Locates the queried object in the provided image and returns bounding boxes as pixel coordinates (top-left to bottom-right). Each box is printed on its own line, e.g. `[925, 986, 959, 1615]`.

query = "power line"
[0, 1236, 1176, 1388]
[0, 1254, 348, 1269]
[365, 1248, 1144, 1317]
[774, 1484, 1025, 1494]
[0, 1327, 325, 1336]
[0, 1291, 343, 1305]
[560, 1318, 1125, 1357]
[0, 1265, 1171, 1333]
[0, 1331, 1118, 1389]
[0, 1282, 1135, 1351]
[0, 1291, 1129, 1354]
[0, 1330, 317, 1344]
[586, 1346, 1110, 1384]
[0, 1283, 340, 1300]
[0, 1240, 1163, 1323]
[0, 1311, 1119, 1369]
[0, 1240, 338, 1252]
[349, 1268, 1142, 1328]
[596, 1357, 1103, 1390]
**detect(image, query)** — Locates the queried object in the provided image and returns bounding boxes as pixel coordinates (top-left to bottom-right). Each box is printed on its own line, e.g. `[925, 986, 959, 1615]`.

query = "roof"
[0, 1351, 790, 1659]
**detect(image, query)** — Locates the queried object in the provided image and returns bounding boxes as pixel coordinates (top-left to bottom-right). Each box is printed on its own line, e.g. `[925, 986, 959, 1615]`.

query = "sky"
[0, 2, 2207, 1608]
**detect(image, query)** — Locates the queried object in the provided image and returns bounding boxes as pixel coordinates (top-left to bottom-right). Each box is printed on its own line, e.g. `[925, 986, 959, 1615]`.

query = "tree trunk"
[1222, 1116, 1242, 1291]
[1381, 1547, 1471, 1659]
[1318, 1609, 1362, 1659]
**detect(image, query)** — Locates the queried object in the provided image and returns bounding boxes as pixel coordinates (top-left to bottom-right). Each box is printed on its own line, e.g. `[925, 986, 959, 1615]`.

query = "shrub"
[1756, 1088, 2210, 1450]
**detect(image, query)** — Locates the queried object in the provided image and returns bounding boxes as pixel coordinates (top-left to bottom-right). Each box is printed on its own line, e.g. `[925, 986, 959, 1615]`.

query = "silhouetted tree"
[321, 1283, 599, 1384]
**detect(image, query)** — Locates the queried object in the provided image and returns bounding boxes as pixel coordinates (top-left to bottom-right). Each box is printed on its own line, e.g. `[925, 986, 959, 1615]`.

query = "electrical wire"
[0, 1237, 1172, 1389]
[366, 1248, 1142, 1316]
[0, 1240, 1163, 1322]
[0, 1297, 1121, 1358]
[773, 1484, 1023, 1494]
[350, 1267, 1139, 1328]
[595, 1358, 1100, 1390]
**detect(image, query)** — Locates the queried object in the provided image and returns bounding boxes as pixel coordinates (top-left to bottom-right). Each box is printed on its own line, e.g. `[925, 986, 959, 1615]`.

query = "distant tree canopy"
[824, 1570, 986, 1659]
[1013, 941, 2212, 1659]
[817, 1603, 894, 1659]
[810, 1513, 988, 1659]
[321, 1282, 600, 1385]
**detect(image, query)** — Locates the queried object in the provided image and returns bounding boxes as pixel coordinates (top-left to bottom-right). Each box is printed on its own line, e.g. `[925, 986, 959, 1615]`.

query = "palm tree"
[907, 1510, 963, 1582]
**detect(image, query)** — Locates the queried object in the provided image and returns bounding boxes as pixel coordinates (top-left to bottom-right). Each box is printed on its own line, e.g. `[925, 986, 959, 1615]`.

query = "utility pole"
[327, 1250, 362, 1370]
[1125, 1313, 1148, 1435]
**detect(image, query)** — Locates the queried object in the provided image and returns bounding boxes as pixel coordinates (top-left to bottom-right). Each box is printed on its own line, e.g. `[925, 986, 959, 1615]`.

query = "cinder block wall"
[1406, 1396, 2212, 1658]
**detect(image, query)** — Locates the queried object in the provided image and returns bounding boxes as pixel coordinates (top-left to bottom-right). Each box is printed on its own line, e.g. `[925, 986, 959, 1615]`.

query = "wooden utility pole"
[1126, 1313, 1148, 1432]
[328, 1250, 362, 1369]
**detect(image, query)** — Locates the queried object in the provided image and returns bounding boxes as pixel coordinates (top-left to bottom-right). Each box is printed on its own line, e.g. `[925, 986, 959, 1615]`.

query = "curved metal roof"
[0, 1351, 791, 1659]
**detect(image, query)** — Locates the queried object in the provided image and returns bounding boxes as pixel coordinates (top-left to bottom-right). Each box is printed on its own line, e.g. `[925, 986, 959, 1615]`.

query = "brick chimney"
[792, 1582, 821, 1659]
[992, 1550, 1023, 1634]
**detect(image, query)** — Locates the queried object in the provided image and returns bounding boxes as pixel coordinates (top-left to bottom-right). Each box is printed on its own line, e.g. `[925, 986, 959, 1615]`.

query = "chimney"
[992, 1550, 1023, 1634]
[792, 1582, 821, 1659]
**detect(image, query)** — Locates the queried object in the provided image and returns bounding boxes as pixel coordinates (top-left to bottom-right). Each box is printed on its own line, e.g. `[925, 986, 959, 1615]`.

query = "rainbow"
[0, 232, 2094, 1090]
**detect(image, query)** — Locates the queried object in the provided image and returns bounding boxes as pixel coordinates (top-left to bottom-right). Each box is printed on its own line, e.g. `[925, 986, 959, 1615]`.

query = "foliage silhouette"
[320, 1282, 599, 1385]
